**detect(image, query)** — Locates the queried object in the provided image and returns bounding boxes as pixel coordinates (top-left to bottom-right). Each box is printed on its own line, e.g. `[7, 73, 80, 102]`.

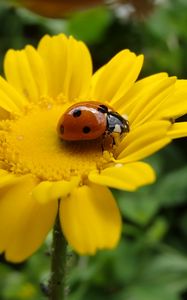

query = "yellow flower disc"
[1, 103, 109, 181]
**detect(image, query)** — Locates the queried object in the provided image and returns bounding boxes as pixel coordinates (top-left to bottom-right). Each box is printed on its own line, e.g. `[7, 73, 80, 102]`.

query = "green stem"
[48, 213, 68, 300]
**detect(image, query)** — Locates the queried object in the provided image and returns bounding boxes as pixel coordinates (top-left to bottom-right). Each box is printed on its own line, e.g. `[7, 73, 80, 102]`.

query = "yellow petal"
[66, 36, 93, 100]
[38, 34, 92, 100]
[91, 50, 143, 104]
[32, 176, 80, 204]
[123, 75, 176, 128]
[4, 45, 47, 103]
[114, 72, 169, 113]
[159, 80, 187, 119]
[0, 76, 26, 114]
[59, 183, 121, 255]
[89, 162, 155, 191]
[117, 120, 171, 163]
[0, 169, 25, 188]
[167, 122, 187, 139]
[0, 174, 57, 262]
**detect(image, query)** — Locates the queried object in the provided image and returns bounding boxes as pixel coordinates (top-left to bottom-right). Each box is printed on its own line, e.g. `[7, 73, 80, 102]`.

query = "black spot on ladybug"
[73, 109, 81, 117]
[98, 105, 108, 113]
[60, 124, 64, 134]
[83, 126, 91, 134]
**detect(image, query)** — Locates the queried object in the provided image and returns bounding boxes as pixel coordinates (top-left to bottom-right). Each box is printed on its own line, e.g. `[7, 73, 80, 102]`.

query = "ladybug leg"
[111, 133, 121, 147]
[101, 141, 105, 152]
[112, 136, 115, 146]
[102, 132, 113, 151]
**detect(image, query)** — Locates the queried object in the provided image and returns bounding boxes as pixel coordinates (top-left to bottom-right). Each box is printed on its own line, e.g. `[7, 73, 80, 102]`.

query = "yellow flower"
[0, 34, 187, 263]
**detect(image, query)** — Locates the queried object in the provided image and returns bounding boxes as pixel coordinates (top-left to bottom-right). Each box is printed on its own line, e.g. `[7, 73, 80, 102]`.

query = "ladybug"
[57, 101, 129, 142]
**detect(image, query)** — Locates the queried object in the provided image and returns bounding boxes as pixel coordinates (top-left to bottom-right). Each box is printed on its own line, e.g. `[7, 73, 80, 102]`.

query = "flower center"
[0, 104, 112, 181]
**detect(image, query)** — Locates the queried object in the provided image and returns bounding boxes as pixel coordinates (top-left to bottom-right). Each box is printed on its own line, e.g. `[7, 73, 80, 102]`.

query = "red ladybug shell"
[57, 101, 111, 141]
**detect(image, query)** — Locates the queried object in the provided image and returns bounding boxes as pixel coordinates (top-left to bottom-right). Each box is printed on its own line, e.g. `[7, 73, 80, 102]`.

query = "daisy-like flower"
[0, 34, 187, 263]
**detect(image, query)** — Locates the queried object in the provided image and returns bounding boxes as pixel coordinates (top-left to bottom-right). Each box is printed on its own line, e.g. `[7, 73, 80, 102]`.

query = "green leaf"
[145, 217, 168, 244]
[67, 7, 113, 44]
[115, 187, 159, 226]
[124, 284, 181, 300]
[155, 166, 187, 207]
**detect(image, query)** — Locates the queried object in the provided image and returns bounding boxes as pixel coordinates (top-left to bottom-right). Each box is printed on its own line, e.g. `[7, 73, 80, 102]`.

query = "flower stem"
[49, 213, 68, 300]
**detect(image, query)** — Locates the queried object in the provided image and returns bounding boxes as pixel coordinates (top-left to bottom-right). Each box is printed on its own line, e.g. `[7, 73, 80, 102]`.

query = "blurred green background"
[1, 0, 187, 299]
